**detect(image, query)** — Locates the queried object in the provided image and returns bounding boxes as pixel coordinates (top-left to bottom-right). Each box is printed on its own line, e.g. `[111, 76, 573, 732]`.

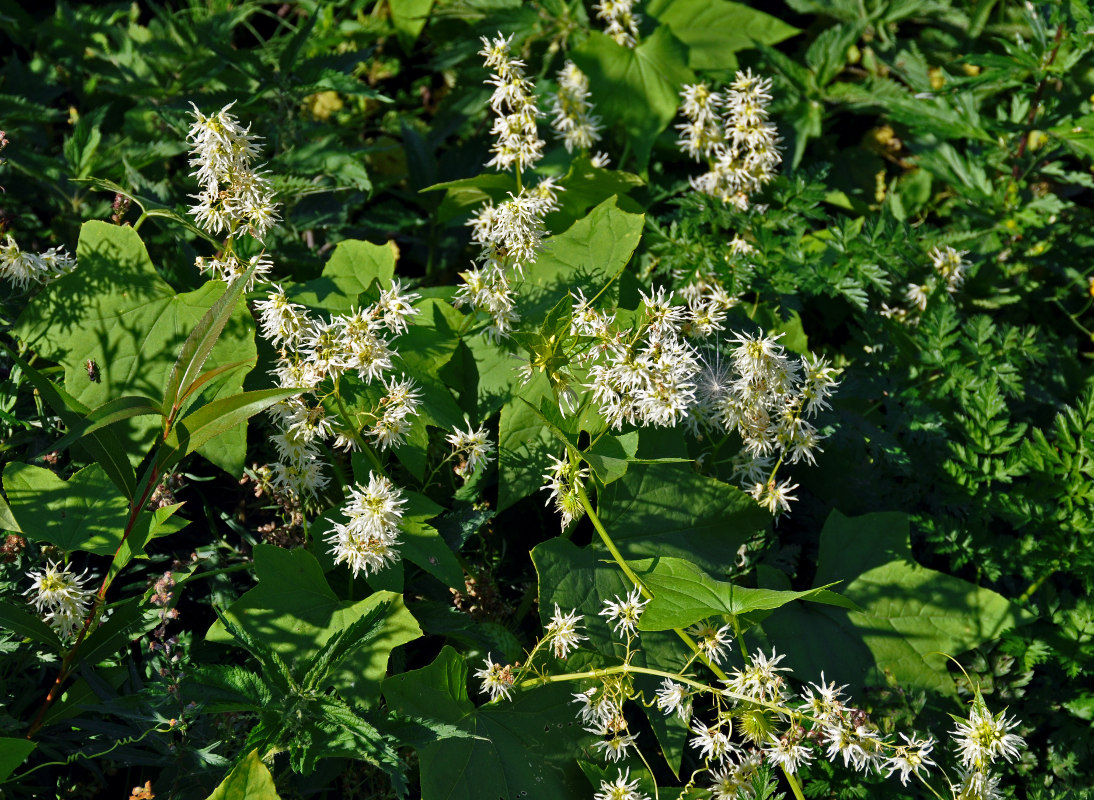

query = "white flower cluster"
[194, 252, 273, 291]
[455, 40, 565, 340]
[594, 769, 649, 800]
[24, 561, 94, 638]
[480, 33, 544, 174]
[595, 0, 642, 48]
[0, 235, 77, 290]
[325, 471, 406, 578]
[253, 278, 421, 500]
[881, 244, 972, 323]
[578, 287, 704, 430]
[677, 71, 782, 209]
[694, 332, 839, 514]
[551, 61, 603, 155]
[186, 102, 279, 242]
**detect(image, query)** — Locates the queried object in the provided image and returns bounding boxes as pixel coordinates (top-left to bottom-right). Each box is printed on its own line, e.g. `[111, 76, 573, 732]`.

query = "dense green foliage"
[0, 1, 1092, 799]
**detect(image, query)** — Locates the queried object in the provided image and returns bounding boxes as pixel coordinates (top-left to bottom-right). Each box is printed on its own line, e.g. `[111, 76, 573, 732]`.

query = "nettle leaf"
[206, 545, 421, 709]
[633, 557, 858, 631]
[12, 221, 256, 474]
[203, 749, 282, 800]
[763, 511, 1035, 695]
[289, 239, 397, 314]
[571, 28, 694, 172]
[383, 646, 589, 800]
[598, 462, 769, 574]
[646, 0, 799, 71]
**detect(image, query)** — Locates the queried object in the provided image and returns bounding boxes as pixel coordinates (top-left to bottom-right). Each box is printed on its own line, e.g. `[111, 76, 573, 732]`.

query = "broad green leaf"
[571, 28, 693, 172]
[383, 646, 589, 800]
[0, 495, 19, 532]
[207, 545, 421, 708]
[764, 511, 1035, 695]
[497, 374, 559, 511]
[516, 197, 643, 323]
[427, 173, 514, 224]
[289, 239, 397, 313]
[79, 597, 158, 666]
[582, 430, 640, 485]
[390, 0, 434, 51]
[546, 155, 645, 233]
[401, 491, 464, 589]
[204, 749, 282, 800]
[632, 556, 858, 631]
[13, 221, 257, 475]
[0, 738, 36, 783]
[0, 600, 63, 650]
[3, 463, 128, 555]
[598, 462, 768, 574]
[646, 0, 799, 71]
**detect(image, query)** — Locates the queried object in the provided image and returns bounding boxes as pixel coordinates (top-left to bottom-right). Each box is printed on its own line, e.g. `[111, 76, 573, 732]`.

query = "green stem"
[1018, 569, 1054, 604]
[575, 481, 809, 800]
[332, 388, 385, 475]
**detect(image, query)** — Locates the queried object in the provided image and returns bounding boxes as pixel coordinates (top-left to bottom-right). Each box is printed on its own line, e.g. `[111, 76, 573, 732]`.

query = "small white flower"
[599, 587, 649, 636]
[764, 731, 814, 774]
[475, 655, 514, 702]
[545, 604, 587, 658]
[0, 235, 77, 289]
[798, 673, 847, 724]
[376, 279, 421, 334]
[572, 686, 619, 727]
[25, 561, 94, 637]
[593, 768, 648, 800]
[951, 767, 1002, 800]
[446, 421, 494, 477]
[655, 679, 691, 721]
[883, 733, 936, 786]
[688, 620, 734, 664]
[724, 647, 791, 703]
[592, 730, 639, 763]
[690, 719, 737, 764]
[951, 703, 1024, 771]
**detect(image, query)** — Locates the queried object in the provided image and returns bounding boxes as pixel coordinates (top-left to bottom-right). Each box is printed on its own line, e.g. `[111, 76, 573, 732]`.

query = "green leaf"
[290, 239, 397, 314]
[598, 463, 768, 574]
[390, 0, 434, 50]
[582, 430, 640, 485]
[646, 0, 799, 71]
[0, 738, 36, 783]
[204, 750, 282, 800]
[206, 545, 422, 709]
[571, 28, 694, 172]
[163, 263, 257, 419]
[0, 345, 136, 500]
[764, 511, 1035, 695]
[497, 374, 559, 511]
[78, 597, 158, 666]
[0, 600, 63, 650]
[401, 492, 464, 589]
[632, 556, 858, 631]
[517, 197, 643, 323]
[0, 494, 20, 533]
[3, 463, 128, 555]
[162, 388, 300, 465]
[383, 646, 589, 800]
[13, 221, 257, 475]
[71, 177, 220, 246]
[46, 395, 164, 459]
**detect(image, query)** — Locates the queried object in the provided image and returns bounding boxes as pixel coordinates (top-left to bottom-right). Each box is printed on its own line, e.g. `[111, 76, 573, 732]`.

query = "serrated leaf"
[646, 0, 799, 71]
[598, 462, 768, 574]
